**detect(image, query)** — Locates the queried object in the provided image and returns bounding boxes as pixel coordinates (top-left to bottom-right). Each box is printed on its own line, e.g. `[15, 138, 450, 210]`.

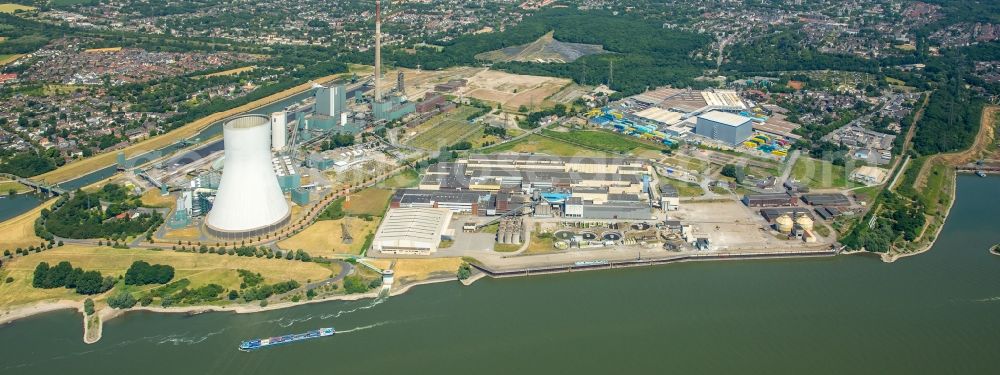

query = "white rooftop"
[697, 111, 752, 127]
[634, 107, 684, 125]
[373, 208, 452, 253]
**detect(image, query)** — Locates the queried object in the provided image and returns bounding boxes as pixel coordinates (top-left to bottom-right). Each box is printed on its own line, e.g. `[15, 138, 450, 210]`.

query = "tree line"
[32, 261, 115, 295]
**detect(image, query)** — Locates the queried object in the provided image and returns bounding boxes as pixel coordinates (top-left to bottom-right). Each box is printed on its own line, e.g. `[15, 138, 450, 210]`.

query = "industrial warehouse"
[372, 207, 453, 255]
[365, 151, 847, 261]
[586, 87, 797, 159]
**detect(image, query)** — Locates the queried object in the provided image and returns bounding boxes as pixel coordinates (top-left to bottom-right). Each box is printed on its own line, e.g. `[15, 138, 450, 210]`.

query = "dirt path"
[915, 105, 998, 189]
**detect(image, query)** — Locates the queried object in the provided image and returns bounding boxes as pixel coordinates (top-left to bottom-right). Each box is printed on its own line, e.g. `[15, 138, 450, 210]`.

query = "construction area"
[389, 67, 576, 110]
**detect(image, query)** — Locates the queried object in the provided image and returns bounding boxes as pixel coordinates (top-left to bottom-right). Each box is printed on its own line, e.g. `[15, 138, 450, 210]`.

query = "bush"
[4, 277, 12, 283]
[124, 261, 174, 285]
[457, 262, 473, 280]
[108, 292, 137, 309]
[343, 275, 369, 294]
[83, 298, 95, 315]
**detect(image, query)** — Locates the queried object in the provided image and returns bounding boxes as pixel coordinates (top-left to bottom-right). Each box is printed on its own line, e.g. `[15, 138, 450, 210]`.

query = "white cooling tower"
[206, 115, 290, 240]
[271, 111, 287, 151]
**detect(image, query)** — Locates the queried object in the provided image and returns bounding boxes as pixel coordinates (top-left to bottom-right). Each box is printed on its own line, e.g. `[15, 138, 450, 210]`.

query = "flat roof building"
[372, 207, 453, 256]
[695, 111, 753, 146]
[801, 194, 851, 206]
[391, 189, 492, 215]
[742, 193, 797, 207]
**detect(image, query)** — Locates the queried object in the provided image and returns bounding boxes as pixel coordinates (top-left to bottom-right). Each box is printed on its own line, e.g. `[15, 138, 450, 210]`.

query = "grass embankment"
[391, 258, 463, 284]
[892, 106, 997, 255]
[483, 134, 610, 157]
[0, 245, 336, 309]
[406, 106, 484, 150]
[277, 219, 378, 257]
[790, 156, 858, 189]
[0, 199, 55, 251]
[33, 72, 350, 184]
[0, 178, 31, 194]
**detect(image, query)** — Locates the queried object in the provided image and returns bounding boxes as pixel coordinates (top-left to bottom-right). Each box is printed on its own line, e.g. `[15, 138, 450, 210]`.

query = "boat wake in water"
[321, 296, 387, 320]
[336, 320, 396, 334]
[154, 329, 227, 346]
[260, 296, 389, 328]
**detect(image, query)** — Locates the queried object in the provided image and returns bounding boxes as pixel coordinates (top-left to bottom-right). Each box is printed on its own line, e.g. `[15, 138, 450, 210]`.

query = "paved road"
[778, 149, 801, 185]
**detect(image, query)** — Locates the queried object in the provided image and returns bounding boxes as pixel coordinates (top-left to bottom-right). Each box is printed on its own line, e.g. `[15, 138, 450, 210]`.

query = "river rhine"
[1, 175, 998, 374]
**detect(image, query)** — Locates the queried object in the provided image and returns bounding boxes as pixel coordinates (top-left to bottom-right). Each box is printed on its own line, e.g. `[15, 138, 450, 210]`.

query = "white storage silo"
[271, 111, 287, 151]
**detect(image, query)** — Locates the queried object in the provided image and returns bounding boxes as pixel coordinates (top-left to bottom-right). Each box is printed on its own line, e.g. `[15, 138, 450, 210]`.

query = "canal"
[0, 84, 341, 219]
[0, 176, 998, 374]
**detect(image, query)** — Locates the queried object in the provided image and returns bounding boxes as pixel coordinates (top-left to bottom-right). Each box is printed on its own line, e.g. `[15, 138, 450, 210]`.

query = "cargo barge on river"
[239, 327, 335, 351]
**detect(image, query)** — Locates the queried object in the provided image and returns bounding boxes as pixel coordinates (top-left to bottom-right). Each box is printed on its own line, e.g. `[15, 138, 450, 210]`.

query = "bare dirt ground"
[392, 67, 570, 111]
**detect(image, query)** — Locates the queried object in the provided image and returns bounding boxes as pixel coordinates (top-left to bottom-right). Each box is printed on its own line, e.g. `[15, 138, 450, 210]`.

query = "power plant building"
[271, 111, 287, 151]
[315, 84, 346, 119]
[205, 115, 291, 240]
[373, 94, 415, 122]
[695, 111, 753, 146]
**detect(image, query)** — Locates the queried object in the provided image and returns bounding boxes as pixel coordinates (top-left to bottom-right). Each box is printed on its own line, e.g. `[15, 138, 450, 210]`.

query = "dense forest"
[0, 151, 57, 177]
[43, 184, 163, 239]
[911, 85, 984, 155]
[722, 28, 879, 74]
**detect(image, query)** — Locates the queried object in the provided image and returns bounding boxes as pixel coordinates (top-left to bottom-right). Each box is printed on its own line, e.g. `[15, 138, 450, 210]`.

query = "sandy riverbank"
[0, 274, 470, 344]
[0, 300, 81, 326]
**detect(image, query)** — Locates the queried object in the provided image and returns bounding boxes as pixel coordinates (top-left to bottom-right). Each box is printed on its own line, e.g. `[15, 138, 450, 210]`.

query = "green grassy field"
[406, 106, 484, 150]
[917, 161, 952, 216]
[662, 180, 704, 197]
[790, 157, 856, 189]
[540, 129, 667, 155]
[482, 134, 610, 157]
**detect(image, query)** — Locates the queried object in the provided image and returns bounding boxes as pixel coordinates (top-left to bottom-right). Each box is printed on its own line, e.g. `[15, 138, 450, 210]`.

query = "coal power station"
[205, 115, 291, 240]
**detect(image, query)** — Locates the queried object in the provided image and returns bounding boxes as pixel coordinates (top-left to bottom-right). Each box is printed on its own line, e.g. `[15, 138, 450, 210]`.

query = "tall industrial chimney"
[374, 0, 382, 102]
[206, 115, 290, 240]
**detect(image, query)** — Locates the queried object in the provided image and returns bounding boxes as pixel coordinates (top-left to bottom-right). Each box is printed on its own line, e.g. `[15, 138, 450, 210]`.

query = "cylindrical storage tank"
[206, 115, 290, 240]
[795, 214, 814, 232]
[271, 111, 287, 151]
[775, 214, 794, 234]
